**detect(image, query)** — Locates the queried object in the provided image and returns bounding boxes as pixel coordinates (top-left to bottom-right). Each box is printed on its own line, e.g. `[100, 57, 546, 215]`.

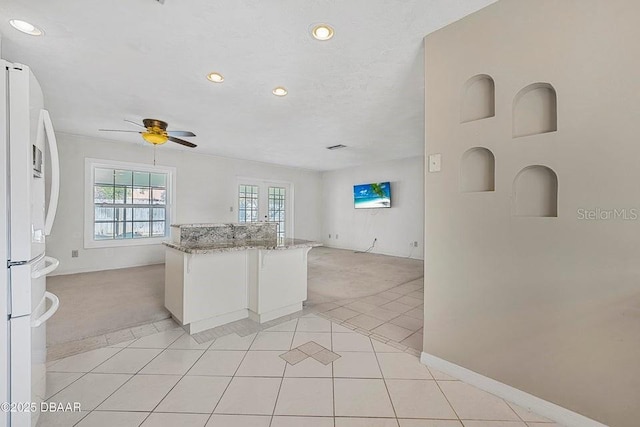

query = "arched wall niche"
[461, 74, 495, 123]
[513, 165, 558, 217]
[460, 147, 495, 193]
[513, 83, 557, 138]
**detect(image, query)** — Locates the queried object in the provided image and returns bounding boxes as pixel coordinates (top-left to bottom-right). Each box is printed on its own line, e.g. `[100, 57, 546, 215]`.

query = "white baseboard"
[320, 243, 424, 261]
[49, 261, 165, 276]
[420, 352, 608, 427]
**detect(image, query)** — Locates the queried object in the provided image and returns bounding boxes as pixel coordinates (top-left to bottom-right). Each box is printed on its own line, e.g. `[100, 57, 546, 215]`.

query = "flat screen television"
[353, 182, 391, 209]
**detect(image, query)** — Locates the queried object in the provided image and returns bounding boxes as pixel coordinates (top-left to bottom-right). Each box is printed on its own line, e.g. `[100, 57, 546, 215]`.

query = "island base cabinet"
[247, 247, 311, 323]
[164, 245, 314, 335]
[165, 248, 248, 334]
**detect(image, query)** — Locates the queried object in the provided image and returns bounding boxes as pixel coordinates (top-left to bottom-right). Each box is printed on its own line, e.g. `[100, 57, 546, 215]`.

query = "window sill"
[83, 236, 167, 249]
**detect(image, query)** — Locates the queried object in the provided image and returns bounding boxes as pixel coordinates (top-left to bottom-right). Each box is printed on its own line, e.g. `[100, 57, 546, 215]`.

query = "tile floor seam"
[45, 369, 96, 425]
[267, 317, 300, 427]
[432, 374, 463, 423]
[46, 371, 90, 403]
[47, 346, 129, 404]
[370, 335, 400, 422]
[122, 342, 181, 376]
[48, 345, 125, 374]
[140, 345, 214, 425]
[71, 411, 90, 426]
[69, 370, 139, 427]
[506, 400, 530, 423]
[330, 322, 336, 427]
[205, 329, 261, 426]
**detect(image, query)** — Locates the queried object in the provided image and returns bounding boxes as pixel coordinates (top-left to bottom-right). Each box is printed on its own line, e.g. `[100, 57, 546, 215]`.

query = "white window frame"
[84, 158, 177, 249]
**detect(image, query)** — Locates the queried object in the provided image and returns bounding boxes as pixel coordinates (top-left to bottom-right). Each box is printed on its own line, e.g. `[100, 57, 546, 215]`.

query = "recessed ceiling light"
[312, 24, 334, 41]
[272, 87, 288, 97]
[9, 19, 43, 36]
[206, 72, 224, 83]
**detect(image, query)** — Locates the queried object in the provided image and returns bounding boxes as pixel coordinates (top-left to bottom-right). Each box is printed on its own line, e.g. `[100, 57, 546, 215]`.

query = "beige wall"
[423, 1, 640, 426]
[48, 133, 322, 275]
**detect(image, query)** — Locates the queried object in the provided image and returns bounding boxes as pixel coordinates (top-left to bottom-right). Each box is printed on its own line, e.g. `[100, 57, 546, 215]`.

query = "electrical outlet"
[328, 234, 332, 239]
[71, 250, 79, 258]
[414, 241, 419, 247]
[335, 234, 339, 239]
[229, 206, 234, 212]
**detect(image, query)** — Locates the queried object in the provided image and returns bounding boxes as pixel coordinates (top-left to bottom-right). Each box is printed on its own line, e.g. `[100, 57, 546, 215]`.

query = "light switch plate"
[428, 154, 442, 172]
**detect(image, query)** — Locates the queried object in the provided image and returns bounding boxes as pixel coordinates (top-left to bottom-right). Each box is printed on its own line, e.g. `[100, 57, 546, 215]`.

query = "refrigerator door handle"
[31, 256, 59, 279]
[42, 110, 60, 236]
[31, 292, 60, 328]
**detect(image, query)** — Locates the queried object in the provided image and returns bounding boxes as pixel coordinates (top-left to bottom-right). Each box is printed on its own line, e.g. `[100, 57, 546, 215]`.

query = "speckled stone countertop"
[163, 238, 322, 254]
[171, 223, 278, 247]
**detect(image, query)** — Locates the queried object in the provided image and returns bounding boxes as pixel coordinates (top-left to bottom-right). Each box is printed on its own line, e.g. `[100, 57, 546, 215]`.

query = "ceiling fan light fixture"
[9, 19, 43, 36]
[142, 131, 168, 145]
[206, 72, 224, 83]
[272, 87, 288, 97]
[311, 24, 334, 41]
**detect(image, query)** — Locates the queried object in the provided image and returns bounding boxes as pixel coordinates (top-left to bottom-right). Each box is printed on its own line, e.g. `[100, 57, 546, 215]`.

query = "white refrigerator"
[1, 61, 61, 427]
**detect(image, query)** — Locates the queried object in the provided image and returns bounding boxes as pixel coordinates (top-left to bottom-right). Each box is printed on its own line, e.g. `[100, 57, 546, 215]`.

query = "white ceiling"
[0, 0, 496, 171]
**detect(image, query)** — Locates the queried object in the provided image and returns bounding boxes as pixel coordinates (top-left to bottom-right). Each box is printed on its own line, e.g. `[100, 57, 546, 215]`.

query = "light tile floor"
[41, 314, 562, 427]
[48, 271, 425, 363]
[313, 278, 425, 352]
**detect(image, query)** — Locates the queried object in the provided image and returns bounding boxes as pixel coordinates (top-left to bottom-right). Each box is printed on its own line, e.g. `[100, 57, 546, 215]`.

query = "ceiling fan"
[99, 119, 197, 148]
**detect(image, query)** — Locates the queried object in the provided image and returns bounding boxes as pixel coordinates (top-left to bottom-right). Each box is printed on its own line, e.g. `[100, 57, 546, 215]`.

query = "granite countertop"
[170, 222, 279, 228]
[163, 238, 323, 254]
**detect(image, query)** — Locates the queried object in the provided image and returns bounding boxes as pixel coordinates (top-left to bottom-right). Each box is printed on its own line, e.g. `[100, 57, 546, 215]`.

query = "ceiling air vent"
[326, 144, 347, 150]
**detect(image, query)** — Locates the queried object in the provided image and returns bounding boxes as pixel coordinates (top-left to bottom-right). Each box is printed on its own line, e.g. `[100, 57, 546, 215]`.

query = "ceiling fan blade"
[98, 129, 142, 133]
[124, 119, 146, 128]
[167, 130, 196, 137]
[168, 136, 197, 148]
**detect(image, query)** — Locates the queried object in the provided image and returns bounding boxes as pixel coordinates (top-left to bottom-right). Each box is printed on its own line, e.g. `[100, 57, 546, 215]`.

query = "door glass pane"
[268, 186, 286, 240]
[238, 184, 259, 223]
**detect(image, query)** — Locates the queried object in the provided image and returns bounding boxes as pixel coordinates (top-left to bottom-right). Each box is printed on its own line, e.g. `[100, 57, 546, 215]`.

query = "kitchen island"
[163, 223, 321, 334]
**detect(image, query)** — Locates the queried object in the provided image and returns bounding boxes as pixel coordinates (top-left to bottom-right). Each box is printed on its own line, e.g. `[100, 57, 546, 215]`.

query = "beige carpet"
[46, 248, 423, 347]
[307, 247, 424, 301]
[46, 264, 170, 346]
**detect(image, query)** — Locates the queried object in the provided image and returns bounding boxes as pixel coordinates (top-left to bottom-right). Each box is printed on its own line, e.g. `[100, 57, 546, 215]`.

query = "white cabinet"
[164, 245, 313, 334]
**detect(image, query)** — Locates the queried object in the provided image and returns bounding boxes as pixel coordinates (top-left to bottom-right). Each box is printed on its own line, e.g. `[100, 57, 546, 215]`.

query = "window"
[238, 184, 259, 223]
[85, 159, 175, 248]
[268, 186, 286, 240]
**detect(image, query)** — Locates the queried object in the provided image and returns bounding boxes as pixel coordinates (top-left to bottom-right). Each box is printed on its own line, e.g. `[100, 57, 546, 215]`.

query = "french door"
[237, 180, 292, 241]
